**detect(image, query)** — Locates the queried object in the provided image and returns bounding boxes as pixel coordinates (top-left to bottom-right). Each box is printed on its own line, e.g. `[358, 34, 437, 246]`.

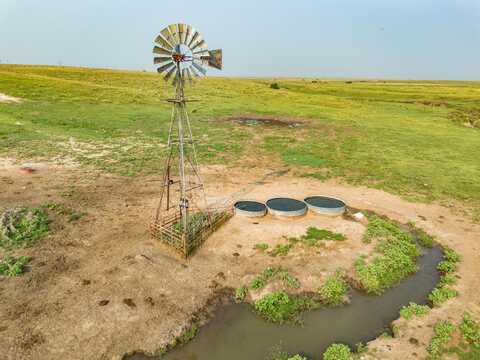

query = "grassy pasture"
[0, 65, 479, 218]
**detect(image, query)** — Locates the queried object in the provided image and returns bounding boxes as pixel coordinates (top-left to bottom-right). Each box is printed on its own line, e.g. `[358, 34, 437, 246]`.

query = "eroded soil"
[1, 159, 479, 360]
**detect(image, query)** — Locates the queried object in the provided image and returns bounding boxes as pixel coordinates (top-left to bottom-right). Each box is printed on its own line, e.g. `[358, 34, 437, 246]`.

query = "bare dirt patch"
[0, 93, 22, 103]
[0, 160, 479, 360]
[222, 114, 305, 128]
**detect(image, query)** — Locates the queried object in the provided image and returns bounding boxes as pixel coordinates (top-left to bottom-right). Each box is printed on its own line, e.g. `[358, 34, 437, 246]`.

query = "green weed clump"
[428, 286, 459, 307]
[354, 217, 420, 294]
[319, 275, 348, 306]
[459, 313, 480, 349]
[0, 207, 49, 249]
[250, 267, 300, 290]
[285, 227, 346, 248]
[428, 246, 460, 307]
[254, 291, 318, 324]
[399, 302, 430, 320]
[0, 255, 30, 276]
[322, 343, 352, 360]
[427, 320, 455, 359]
[270, 243, 293, 257]
[410, 224, 435, 248]
[235, 286, 248, 301]
[254, 243, 269, 251]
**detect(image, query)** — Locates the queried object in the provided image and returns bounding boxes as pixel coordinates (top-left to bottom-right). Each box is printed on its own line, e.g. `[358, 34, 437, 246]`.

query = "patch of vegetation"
[323, 343, 352, 360]
[283, 227, 346, 249]
[319, 275, 348, 306]
[408, 222, 435, 248]
[459, 313, 480, 349]
[254, 291, 319, 324]
[428, 246, 460, 307]
[0, 207, 49, 249]
[448, 108, 480, 128]
[427, 320, 455, 359]
[399, 302, 430, 320]
[428, 286, 459, 307]
[301, 227, 346, 245]
[354, 216, 420, 294]
[280, 271, 301, 289]
[42, 202, 86, 222]
[270, 82, 280, 90]
[270, 243, 293, 257]
[249, 267, 300, 290]
[254, 243, 269, 251]
[176, 323, 198, 345]
[235, 286, 248, 301]
[0, 255, 30, 276]
[172, 212, 209, 233]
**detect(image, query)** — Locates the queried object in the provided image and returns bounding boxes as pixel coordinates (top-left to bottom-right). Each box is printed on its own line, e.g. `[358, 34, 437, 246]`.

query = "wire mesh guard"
[150, 23, 228, 258]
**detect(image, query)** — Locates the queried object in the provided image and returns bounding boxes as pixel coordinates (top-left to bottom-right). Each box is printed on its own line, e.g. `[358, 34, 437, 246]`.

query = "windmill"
[150, 23, 230, 257]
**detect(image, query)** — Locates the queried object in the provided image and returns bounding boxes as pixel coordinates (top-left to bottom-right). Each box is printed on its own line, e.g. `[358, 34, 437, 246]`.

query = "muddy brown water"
[126, 247, 442, 360]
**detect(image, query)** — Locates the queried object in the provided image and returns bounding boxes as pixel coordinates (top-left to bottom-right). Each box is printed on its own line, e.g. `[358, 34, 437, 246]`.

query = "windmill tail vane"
[150, 23, 231, 258]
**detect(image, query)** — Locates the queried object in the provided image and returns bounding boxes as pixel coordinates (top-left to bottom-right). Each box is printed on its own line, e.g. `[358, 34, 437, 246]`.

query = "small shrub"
[438, 274, 457, 287]
[270, 83, 280, 90]
[437, 260, 457, 274]
[399, 302, 430, 320]
[270, 244, 292, 257]
[416, 230, 435, 248]
[0, 255, 30, 276]
[254, 243, 269, 251]
[178, 323, 198, 344]
[250, 266, 280, 289]
[459, 313, 480, 348]
[427, 320, 455, 359]
[429, 286, 459, 307]
[280, 271, 301, 289]
[254, 291, 317, 324]
[323, 343, 352, 360]
[319, 276, 348, 306]
[444, 248, 461, 263]
[235, 286, 248, 301]
[0, 207, 49, 249]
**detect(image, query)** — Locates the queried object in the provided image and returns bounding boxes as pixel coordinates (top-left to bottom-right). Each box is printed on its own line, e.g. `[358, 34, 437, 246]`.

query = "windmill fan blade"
[154, 34, 173, 50]
[185, 25, 193, 45]
[191, 39, 206, 52]
[164, 66, 177, 82]
[157, 62, 174, 74]
[190, 66, 200, 77]
[154, 56, 173, 65]
[193, 49, 209, 56]
[178, 23, 186, 44]
[168, 24, 181, 44]
[188, 31, 200, 48]
[161, 27, 176, 46]
[207, 49, 222, 70]
[153, 46, 172, 56]
[192, 61, 207, 76]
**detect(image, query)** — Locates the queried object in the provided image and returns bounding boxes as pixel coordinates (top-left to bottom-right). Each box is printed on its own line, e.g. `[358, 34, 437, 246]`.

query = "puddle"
[127, 247, 442, 360]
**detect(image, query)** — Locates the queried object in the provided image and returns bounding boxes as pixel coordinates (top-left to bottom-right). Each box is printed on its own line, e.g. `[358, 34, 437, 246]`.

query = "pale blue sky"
[1, 0, 479, 79]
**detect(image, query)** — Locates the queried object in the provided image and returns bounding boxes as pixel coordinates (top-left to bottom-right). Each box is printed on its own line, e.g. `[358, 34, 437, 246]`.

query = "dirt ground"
[0, 158, 479, 360]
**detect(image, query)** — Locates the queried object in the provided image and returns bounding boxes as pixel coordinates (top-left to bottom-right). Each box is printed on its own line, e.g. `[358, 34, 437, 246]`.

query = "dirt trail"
[0, 93, 22, 103]
[0, 161, 479, 360]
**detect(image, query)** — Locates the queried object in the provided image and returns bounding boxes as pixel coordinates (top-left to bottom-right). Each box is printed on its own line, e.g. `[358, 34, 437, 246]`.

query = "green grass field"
[1, 65, 479, 219]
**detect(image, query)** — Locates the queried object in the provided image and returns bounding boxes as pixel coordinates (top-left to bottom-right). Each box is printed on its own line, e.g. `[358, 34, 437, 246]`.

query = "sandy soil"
[0, 160, 479, 360]
[0, 93, 22, 103]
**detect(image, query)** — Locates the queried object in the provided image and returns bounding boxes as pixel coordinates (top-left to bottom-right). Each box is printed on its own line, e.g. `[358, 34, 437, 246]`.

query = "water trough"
[304, 196, 346, 216]
[266, 197, 307, 217]
[234, 201, 267, 218]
